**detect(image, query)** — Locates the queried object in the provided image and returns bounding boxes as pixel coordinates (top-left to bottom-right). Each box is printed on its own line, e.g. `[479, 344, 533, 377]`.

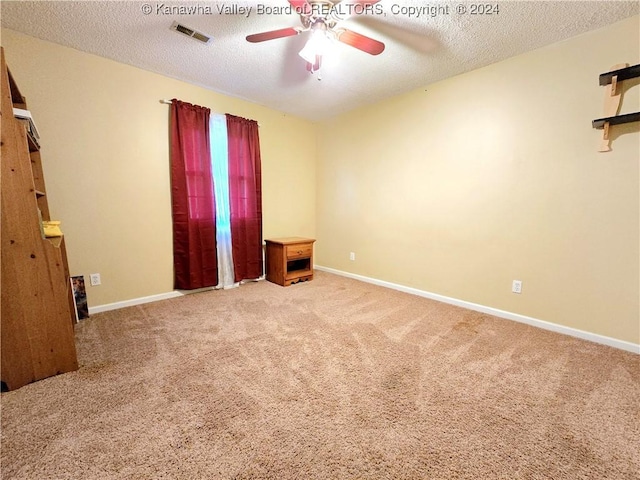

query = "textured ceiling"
[1, 1, 638, 120]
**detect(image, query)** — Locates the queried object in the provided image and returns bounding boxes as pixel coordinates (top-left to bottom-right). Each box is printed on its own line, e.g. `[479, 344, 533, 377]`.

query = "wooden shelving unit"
[1, 47, 78, 391]
[592, 111, 640, 130]
[599, 64, 640, 86]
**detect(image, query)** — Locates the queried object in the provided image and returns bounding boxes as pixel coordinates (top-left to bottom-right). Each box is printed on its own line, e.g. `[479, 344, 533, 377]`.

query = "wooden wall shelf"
[592, 112, 640, 129]
[599, 64, 640, 86]
[593, 63, 640, 151]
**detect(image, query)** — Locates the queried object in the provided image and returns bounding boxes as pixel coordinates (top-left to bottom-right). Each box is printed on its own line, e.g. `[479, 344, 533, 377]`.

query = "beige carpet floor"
[1, 271, 639, 479]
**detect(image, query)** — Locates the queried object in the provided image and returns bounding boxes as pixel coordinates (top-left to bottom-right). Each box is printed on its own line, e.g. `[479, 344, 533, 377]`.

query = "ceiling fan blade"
[288, 0, 311, 14]
[246, 28, 302, 43]
[336, 29, 385, 55]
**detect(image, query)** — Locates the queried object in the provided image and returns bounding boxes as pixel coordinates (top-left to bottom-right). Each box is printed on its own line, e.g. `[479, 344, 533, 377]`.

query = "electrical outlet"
[512, 280, 522, 294]
[90, 273, 101, 286]
[349, 252, 355, 261]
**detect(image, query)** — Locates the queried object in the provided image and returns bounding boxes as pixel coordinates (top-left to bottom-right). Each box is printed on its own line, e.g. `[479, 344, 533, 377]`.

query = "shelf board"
[592, 112, 640, 129]
[599, 64, 640, 86]
[286, 268, 312, 278]
[35, 190, 46, 198]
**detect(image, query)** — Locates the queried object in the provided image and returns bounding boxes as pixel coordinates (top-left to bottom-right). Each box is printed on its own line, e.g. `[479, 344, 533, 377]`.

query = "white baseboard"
[88, 277, 266, 315]
[88, 291, 184, 314]
[314, 265, 639, 354]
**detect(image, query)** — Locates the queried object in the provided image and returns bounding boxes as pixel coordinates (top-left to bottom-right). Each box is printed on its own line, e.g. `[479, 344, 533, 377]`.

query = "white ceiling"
[1, 1, 638, 120]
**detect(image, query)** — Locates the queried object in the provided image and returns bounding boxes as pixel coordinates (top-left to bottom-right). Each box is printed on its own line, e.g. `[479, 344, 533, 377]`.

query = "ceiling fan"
[246, 0, 385, 74]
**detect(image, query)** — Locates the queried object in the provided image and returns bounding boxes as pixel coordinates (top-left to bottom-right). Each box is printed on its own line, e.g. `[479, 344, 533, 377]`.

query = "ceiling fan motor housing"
[300, 1, 340, 29]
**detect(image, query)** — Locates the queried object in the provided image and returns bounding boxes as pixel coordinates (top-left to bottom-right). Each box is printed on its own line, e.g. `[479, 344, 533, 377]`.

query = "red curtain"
[226, 114, 263, 282]
[170, 100, 218, 289]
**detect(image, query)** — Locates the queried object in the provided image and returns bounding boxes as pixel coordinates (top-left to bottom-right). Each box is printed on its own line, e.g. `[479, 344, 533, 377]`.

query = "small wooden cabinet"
[265, 237, 316, 286]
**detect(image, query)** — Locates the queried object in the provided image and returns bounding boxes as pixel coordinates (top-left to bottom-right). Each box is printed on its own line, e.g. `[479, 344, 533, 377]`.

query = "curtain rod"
[160, 99, 261, 126]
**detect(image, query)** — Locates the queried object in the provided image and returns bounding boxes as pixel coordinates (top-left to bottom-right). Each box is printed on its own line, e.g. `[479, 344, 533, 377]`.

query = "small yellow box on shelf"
[42, 220, 62, 237]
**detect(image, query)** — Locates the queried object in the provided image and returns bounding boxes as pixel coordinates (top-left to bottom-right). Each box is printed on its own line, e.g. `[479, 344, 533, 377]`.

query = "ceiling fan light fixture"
[299, 30, 331, 63]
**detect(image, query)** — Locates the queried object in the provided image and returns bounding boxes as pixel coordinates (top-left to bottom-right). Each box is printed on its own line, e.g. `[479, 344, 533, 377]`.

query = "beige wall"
[316, 16, 640, 344]
[2, 29, 317, 307]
